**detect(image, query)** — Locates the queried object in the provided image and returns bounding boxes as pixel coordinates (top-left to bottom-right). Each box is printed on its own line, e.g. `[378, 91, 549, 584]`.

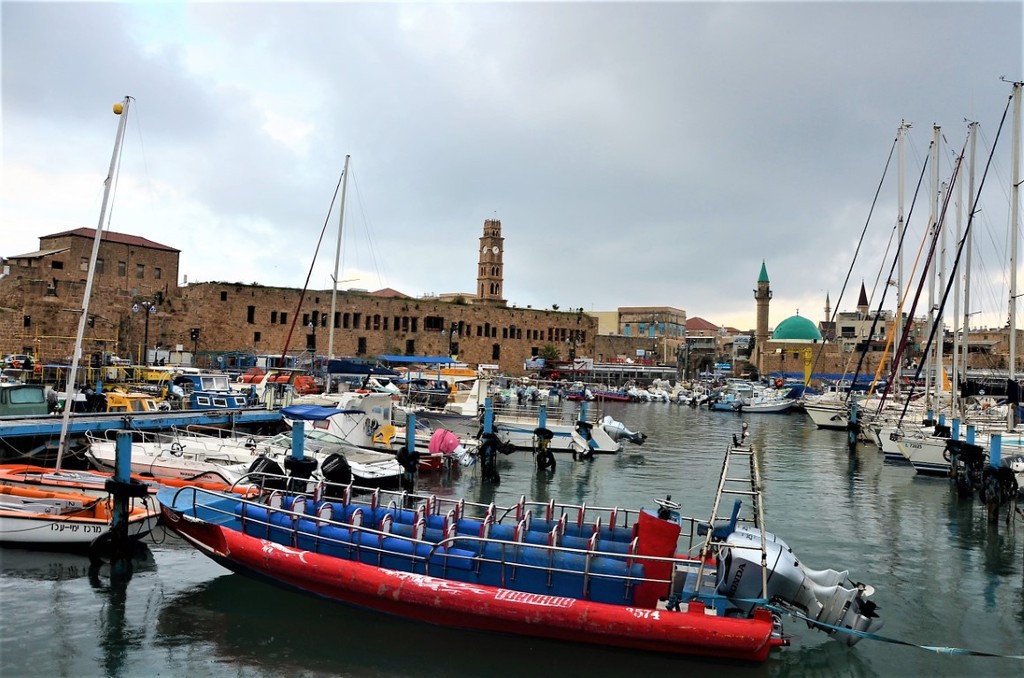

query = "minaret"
[857, 282, 869, 318]
[476, 218, 507, 306]
[824, 291, 831, 323]
[754, 261, 772, 375]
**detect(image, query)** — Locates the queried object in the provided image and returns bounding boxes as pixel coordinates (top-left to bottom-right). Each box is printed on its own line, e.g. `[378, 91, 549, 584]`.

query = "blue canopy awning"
[377, 355, 454, 365]
[281, 404, 358, 421]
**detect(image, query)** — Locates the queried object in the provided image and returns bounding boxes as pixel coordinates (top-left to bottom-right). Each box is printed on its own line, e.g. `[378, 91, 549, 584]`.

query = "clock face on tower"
[481, 245, 488, 253]
[492, 246, 499, 254]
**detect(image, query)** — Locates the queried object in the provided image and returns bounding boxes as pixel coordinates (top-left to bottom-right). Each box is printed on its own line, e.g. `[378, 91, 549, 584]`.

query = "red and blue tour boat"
[158, 420, 882, 663]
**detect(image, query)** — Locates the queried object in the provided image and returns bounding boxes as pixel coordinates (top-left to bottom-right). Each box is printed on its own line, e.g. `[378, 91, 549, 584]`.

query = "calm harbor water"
[2, 403, 1023, 677]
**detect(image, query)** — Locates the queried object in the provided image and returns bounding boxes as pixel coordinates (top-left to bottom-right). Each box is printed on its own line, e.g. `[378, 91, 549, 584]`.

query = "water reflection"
[155, 573, 744, 677]
[3, 404, 1022, 677]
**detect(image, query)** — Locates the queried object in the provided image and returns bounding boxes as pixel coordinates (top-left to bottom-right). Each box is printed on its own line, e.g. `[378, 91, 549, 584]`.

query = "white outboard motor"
[716, 527, 882, 646]
[600, 416, 648, 445]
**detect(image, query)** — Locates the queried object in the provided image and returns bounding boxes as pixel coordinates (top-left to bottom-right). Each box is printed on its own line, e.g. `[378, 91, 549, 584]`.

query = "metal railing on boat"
[167, 476, 718, 606]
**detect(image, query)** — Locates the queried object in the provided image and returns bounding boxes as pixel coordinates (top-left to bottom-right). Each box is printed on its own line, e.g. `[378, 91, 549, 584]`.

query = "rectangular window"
[357, 337, 367, 355]
[135, 263, 145, 279]
[254, 331, 261, 343]
[411, 318, 418, 332]
[80, 257, 88, 271]
[302, 313, 310, 326]
[353, 313, 361, 328]
[51, 260, 64, 270]
[492, 343, 501, 360]
[118, 261, 127, 276]
[280, 312, 287, 324]
[96, 258, 105, 274]
[271, 311, 278, 323]
[247, 306, 255, 324]
[343, 313, 350, 329]
[23, 315, 31, 328]
[424, 316, 444, 331]
[406, 339, 415, 354]
[334, 312, 340, 329]
[155, 267, 163, 280]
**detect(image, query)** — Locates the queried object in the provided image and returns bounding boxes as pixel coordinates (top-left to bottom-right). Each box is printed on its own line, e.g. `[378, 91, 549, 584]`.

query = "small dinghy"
[0, 484, 160, 550]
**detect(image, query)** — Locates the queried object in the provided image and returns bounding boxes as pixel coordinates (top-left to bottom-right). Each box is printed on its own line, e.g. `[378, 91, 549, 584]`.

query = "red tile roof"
[686, 317, 721, 331]
[42, 228, 179, 253]
[369, 287, 412, 299]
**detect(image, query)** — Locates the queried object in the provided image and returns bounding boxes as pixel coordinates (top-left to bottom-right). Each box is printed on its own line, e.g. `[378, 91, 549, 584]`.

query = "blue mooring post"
[538, 404, 547, 430]
[406, 412, 416, 456]
[283, 418, 318, 493]
[952, 418, 961, 441]
[113, 431, 132, 524]
[291, 420, 305, 460]
[967, 424, 977, 445]
[847, 402, 859, 450]
[938, 413, 946, 427]
[483, 397, 494, 435]
[926, 409, 935, 424]
[988, 433, 1003, 524]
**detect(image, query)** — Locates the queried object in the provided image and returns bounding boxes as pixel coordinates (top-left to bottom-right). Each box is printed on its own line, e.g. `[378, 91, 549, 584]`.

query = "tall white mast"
[959, 122, 979, 409]
[924, 126, 940, 407]
[56, 97, 131, 472]
[1009, 83, 1021, 429]
[896, 121, 910, 390]
[327, 154, 351, 361]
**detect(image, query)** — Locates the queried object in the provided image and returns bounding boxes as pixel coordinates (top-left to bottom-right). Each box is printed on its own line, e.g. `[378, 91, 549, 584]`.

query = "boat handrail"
[186, 487, 690, 599]
[230, 471, 705, 539]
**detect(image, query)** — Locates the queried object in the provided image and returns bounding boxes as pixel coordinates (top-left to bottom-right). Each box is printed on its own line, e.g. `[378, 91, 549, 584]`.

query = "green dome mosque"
[772, 314, 822, 342]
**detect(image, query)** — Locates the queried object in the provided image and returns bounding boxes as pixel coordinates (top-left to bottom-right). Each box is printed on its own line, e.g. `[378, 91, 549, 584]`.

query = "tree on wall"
[539, 344, 561, 361]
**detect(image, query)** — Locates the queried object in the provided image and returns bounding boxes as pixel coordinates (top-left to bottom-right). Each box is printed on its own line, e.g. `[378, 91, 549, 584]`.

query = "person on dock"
[44, 385, 59, 413]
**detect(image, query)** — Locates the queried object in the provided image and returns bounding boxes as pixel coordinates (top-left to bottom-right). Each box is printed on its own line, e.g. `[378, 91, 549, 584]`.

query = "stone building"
[0, 221, 596, 375]
[0, 228, 180, 362]
[169, 282, 594, 375]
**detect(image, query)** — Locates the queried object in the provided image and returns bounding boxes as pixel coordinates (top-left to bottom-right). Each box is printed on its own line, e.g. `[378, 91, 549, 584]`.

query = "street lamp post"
[132, 300, 157, 365]
[566, 330, 582, 383]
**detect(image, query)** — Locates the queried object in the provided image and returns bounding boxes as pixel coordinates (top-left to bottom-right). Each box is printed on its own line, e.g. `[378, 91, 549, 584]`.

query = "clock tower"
[477, 218, 507, 306]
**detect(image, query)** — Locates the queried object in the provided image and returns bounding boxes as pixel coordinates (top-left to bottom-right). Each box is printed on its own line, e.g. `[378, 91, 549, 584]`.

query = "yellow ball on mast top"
[113, 102, 123, 115]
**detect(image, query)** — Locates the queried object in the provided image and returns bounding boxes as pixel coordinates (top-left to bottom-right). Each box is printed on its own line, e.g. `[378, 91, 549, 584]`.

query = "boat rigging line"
[278, 163, 348, 364]
[892, 86, 1016, 425]
[807, 136, 897, 383]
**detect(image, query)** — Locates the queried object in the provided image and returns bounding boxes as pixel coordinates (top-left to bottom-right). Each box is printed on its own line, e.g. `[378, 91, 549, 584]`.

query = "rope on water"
[761, 603, 1024, 660]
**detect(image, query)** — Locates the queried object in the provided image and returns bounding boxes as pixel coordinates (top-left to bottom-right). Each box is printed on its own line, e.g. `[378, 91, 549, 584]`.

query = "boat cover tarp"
[281, 405, 352, 421]
[327, 359, 400, 376]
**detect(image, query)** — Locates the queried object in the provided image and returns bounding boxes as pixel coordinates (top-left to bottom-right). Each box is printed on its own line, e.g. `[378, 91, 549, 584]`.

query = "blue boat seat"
[713, 500, 742, 540]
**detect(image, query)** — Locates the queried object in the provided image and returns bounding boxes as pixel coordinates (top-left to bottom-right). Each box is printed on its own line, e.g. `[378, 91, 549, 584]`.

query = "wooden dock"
[0, 408, 284, 458]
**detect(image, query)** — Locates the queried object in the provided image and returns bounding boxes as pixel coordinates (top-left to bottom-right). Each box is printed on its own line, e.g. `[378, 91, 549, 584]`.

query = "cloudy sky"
[2, 1, 1021, 332]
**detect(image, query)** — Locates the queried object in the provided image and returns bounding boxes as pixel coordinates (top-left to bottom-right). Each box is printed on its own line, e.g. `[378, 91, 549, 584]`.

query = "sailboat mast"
[327, 154, 351, 361]
[1009, 83, 1021, 429]
[55, 97, 131, 472]
[960, 122, 978, 405]
[924, 126, 940, 406]
[896, 121, 910, 389]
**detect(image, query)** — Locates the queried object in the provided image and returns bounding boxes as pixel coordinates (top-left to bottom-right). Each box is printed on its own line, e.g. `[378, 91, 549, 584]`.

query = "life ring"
[364, 418, 380, 436]
[774, 378, 784, 389]
[170, 442, 184, 456]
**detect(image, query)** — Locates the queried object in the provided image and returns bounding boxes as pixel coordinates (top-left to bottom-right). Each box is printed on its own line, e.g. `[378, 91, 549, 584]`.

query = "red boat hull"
[161, 505, 778, 662]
